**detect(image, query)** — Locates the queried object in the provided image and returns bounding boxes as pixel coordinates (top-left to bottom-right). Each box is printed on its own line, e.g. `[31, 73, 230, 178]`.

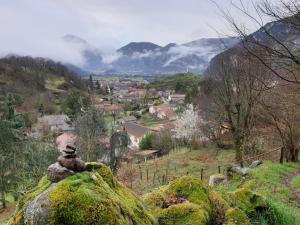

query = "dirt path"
[0, 203, 16, 224]
[284, 169, 300, 206]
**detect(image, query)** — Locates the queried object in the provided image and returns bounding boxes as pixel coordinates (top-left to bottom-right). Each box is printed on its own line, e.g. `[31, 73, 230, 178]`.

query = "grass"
[291, 175, 300, 189]
[139, 113, 169, 128]
[214, 161, 300, 224]
[118, 147, 236, 194]
[45, 77, 66, 92]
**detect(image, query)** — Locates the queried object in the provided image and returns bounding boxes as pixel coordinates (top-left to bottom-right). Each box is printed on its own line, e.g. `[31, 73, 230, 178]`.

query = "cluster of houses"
[32, 77, 187, 163]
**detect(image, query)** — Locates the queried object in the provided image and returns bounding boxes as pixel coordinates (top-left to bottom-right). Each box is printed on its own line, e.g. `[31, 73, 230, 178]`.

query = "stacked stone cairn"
[47, 145, 89, 182]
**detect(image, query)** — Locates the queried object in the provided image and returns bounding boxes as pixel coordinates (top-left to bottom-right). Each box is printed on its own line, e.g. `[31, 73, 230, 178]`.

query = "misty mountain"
[207, 15, 300, 74]
[63, 35, 105, 73]
[63, 35, 239, 76]
[117, 42, 162, 56]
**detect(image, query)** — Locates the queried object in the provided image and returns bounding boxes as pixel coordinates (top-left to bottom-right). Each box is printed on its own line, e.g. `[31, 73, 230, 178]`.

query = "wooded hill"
[0, 56, 85, 98]
[148, 73, 201, 93]
[0, 56, 86, 113]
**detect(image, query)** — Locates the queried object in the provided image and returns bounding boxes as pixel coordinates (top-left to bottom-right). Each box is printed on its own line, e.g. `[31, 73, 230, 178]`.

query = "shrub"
[139, 133, 155, 150]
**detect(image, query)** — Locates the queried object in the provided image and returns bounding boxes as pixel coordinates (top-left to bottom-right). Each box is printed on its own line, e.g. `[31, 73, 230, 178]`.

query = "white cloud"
[102, 52, 123, 64]
[0, 0, 268, 65]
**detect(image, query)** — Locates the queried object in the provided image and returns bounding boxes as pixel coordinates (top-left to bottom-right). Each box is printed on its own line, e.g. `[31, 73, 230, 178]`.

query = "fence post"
[139, 165, 142, 180]
[146, 167, 149, 182]
[218, 165, 221, 174]
[201, 168, 204, 181]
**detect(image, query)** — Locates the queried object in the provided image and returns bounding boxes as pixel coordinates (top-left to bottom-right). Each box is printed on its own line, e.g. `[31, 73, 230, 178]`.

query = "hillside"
[6, 158, 300, 225]
[206, 14, 300, 75]
[147, 73, 201, 93]
[0, 56, 86, 112]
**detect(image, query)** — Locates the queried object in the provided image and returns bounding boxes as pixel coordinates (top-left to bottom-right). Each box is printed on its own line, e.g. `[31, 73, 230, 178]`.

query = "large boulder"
[8, 163, 156, 225]
[143, 176, 211, 225]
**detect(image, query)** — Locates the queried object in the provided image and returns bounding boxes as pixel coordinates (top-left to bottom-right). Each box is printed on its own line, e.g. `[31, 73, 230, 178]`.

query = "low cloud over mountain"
[63, 35, 239, 76]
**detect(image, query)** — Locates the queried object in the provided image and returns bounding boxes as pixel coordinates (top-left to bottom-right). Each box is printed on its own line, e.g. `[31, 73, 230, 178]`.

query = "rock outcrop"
[8, 163, 156, 225]
[8, 159, 275, 225]
[143, 176, 271, 225]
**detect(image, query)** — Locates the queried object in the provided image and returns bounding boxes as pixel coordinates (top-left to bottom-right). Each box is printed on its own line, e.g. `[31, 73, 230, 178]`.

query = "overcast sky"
[0, 0, 267, 64]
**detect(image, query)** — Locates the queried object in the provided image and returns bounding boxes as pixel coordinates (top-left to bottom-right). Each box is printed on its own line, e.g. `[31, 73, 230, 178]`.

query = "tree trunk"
[235, 139, 243, 164]
[290, 147, 299, 162]
[1, 190, 6, 209]
[280, 147, 284, 164]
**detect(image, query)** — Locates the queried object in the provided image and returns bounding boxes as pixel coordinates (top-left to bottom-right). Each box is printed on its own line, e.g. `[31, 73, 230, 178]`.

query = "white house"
[124, 122, 149, 149]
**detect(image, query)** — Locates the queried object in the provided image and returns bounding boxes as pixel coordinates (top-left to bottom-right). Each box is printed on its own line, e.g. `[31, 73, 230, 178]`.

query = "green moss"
[209, 191, 230, 225]
[167, 176, 211, 212]
[158, 203, 208, 225]
[143, 190, 166, 214]
[86, 162, 116, 188]
[8, 176, 52, 225]
[143, 176, 211, 225]
[10, 164, 155, 225]
[47, 171, 155, 225]
[225, 208, 251, 225]
[226, 188, 267, 215]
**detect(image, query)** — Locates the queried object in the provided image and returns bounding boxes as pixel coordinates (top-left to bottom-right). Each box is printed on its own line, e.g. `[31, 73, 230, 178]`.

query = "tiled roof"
[124, 122, 149, 138]
[135, 150, 160, 156]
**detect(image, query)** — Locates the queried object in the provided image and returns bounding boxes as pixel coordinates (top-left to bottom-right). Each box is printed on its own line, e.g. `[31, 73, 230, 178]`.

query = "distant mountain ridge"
[207, 15, 300, 74]
[63, 35, 239, 76]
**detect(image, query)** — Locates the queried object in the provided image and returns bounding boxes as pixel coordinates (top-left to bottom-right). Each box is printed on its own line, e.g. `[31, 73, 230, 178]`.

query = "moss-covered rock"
[143, 176, 211, 225]
[209, 191, 230, 225]
[8, 163, 156, 225]
[8, 166, 272, 225]
[158, 203, 208, 225]
[226, 188, 267, 215]
[225, 208, 251, 225]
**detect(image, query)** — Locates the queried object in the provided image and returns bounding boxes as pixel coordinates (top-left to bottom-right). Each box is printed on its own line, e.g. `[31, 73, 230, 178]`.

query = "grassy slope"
[118, 147, 236, 194]
[214, 161, 300, 224]
[119, 148, 300, 223]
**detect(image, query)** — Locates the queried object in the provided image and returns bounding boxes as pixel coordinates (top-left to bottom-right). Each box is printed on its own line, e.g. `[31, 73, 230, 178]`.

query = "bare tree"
[74, 107, 107, 161]
[215, 0, 300, 83]
[260, 83, 300, 162]
[206, 53, 270, 162]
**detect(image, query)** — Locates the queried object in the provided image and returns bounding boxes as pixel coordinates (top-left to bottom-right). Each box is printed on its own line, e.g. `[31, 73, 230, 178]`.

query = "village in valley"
[37, 75, 188, 166]
[3, 1, 300, 224]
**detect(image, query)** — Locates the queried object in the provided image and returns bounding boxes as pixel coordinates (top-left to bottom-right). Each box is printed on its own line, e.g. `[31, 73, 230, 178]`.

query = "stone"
[47, 162, 74, 182]
[209, 174, 226, 187]
[232, 166, 250, 176]
[24, 183, 57, 225]
[249, 160, 262, 168]
[57, 155, 87, 172]
[227, 165, 250, 178]
[62, 152, 77, 158]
